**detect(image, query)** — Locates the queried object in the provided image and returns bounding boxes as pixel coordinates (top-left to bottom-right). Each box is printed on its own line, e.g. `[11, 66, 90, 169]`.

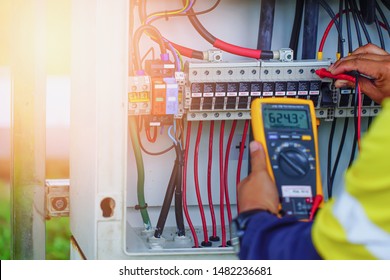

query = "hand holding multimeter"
[250, 98, 323, 220]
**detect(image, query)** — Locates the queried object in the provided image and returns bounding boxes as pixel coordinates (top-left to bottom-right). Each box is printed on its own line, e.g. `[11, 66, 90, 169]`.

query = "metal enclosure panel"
[70, 0, 128, 259]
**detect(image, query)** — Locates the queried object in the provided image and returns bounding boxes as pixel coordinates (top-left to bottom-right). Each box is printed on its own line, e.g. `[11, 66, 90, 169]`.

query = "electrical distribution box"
[70, 0, 390, 259]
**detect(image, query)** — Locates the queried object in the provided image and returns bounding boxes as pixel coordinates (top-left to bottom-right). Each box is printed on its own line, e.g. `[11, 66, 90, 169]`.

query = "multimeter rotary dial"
[275, 143, 310, 178]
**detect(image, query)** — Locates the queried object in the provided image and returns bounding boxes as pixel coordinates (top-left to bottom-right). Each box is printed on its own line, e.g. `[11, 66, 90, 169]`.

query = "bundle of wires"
[182, 122, 200, 247]
[153, 125, 186, 239]
[219, 121, 227, 247]
[315, 68, 363, 197]
[193, 121, 211, 246]
[207, 121, 219, 241]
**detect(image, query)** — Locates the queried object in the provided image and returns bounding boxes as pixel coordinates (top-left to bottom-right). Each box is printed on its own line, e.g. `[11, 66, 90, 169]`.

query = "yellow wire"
[146, 0, 190, 24]
[175, 49, 184, 70]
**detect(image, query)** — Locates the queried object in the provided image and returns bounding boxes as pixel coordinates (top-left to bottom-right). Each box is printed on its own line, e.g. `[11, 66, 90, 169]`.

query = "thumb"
[249, 141, 268, 173]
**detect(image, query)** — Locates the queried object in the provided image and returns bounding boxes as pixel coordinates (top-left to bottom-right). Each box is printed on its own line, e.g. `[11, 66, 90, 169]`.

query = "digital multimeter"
[251, 98, 323, 220]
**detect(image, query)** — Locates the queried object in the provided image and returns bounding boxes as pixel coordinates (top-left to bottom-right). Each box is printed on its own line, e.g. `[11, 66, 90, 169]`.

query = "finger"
[329, 53, 390, 72]
[329, 58, 384, 79]
[334, 79, 355, 88]
[340, 53, 389, 63]
[352, 43, 388, 56]
[249, 141, 268, 174]
[359, 79, 383, 104]
[329, 54, 388, 72]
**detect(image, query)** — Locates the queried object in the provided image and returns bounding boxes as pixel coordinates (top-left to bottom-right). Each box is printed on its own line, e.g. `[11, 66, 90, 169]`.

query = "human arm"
[236, 141, 321, 259]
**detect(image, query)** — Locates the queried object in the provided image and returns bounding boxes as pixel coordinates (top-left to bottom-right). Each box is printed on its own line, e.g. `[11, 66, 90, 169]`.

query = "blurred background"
[0, 0, 71, 259]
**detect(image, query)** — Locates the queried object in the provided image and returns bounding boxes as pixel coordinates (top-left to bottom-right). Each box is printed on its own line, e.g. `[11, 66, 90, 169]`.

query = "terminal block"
[128, 75, 152, 115]
[184, 60, 335, 121]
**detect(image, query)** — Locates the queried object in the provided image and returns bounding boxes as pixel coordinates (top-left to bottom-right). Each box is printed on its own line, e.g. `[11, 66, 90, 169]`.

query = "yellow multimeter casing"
[251, 98, 322, 220]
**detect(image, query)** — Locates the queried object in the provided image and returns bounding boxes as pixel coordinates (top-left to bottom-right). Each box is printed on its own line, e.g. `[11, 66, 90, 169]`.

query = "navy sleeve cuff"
[238, 212, 321, 260]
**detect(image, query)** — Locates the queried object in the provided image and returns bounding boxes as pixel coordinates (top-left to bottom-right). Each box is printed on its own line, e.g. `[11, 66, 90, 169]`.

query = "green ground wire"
[129, 117, 152, 230]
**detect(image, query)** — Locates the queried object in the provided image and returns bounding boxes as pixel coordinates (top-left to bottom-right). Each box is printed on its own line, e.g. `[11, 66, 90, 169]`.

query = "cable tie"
[135, 203, 148, 210]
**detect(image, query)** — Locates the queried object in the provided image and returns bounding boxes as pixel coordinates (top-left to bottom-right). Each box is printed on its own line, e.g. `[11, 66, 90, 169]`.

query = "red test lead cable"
[309, 195, 323, 221]
[315, 68, 362, 150]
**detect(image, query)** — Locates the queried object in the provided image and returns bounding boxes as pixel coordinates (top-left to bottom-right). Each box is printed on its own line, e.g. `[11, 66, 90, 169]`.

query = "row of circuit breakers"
[128, 59, 381, 122]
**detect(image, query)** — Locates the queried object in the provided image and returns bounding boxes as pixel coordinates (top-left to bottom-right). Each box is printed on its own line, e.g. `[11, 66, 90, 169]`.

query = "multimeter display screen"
[263, 108, 309, 129]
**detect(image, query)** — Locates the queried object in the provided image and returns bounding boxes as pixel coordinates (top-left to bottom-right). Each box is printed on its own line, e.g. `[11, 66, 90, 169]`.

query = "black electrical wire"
[136, 119, 175, 156]
[146, 0, 221, 24]
[382, 0, 390, 10]
[350, 0, 372, 43]
[154, 161, 179, 238]
[367, 115, 374, 128]
[348, 129, 358, 167]
[327, 119, 337, 198]
[133, 24, 167, 72]
[319, 0, 345, 198]
[338, 0, 345, 56]
[376, 2, 390, 39]
[289, 0, 304, 60]
[174, 144, 185, 237]
[375, 16, 385, 49]
[349, 74, 360, 167]
[329, 117, 349, 198]
[153, 143, 185, 238]
[318, 0, 344, 55]
[302, 0, 320, 59]
[185, 5, 216, 44]
[141, 47, 155, 65]
[345, 0, 353, 53]
[348, 0, 364, 46]
[257, 0, 276, 50]
[183, 0, 274, 59]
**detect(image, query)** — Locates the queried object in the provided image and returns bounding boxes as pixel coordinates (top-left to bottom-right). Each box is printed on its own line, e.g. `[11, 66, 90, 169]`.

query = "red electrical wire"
[319, 11, 388, 53]
[318, 12, 341, 53]
[219, 120, 227, 247]
[144, 117, 158, 143]
[183, 121, 199, 248]
[170, 42, 197, 59]
[213, 39, 263, 59]
[207, 121, 218, 239]
[224, 120, 237, 225]
[145, 126, 157, 143]
[194, 121, 209, 245]
[236, 120, 249, 214]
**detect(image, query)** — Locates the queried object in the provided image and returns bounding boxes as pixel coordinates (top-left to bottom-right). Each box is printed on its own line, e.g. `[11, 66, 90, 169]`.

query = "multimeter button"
[291, 135, 301, 140]
[302, 135, 312, 141]
[280, 135, 290, 140]
[268, 134, 278, 140]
